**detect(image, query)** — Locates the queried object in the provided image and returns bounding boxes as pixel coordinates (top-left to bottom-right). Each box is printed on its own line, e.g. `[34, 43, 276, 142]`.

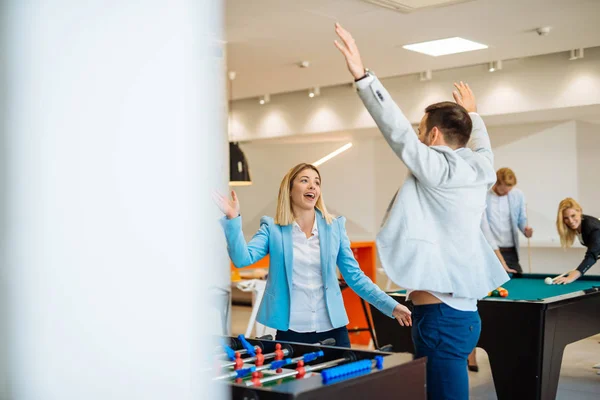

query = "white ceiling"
[226, 0, 600, 100]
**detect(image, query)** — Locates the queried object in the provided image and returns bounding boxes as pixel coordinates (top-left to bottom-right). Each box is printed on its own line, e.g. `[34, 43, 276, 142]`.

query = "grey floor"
[231, 305, 600, 399]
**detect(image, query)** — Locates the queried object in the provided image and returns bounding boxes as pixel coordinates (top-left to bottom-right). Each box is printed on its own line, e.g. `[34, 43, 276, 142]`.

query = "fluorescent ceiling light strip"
[313, 143, 353, 167]
[403, 37, 487, 57]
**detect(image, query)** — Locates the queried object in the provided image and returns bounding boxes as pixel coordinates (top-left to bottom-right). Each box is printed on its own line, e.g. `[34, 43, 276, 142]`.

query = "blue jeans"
[275, 326, 351, 348]
[411, 303, 481, 400]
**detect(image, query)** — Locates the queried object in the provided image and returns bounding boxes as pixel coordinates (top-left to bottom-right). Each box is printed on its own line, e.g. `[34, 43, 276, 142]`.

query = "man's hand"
[333, 23, 366, 80]
[452, 81, 477, 113]
[524, 226, 534, 238]
[494, 249, 516, 273]
[392, 304, 412, 327]
[504, 265, 518, 274]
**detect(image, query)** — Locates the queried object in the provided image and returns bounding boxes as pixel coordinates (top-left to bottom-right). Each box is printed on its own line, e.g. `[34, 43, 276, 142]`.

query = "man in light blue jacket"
[334, 23, 508, 400]
[481, 168, 534, 273]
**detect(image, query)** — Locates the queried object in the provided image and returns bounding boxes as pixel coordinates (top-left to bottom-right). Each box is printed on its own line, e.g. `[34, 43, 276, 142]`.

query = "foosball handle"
[237, 334, 256, 357]
[256, 334, 273, 340]
[318, 338, 336, 346]
[378, 344, 393, 352]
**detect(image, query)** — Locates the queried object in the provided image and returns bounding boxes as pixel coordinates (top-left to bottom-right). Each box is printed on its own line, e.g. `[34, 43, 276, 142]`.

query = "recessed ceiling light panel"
[363, 0, 474, 13]
[403, 37, 488, 57]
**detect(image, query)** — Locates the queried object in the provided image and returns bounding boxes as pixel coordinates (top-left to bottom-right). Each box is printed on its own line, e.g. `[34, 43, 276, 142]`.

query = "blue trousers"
[275, 326, 351, 348]
[411, 303, 481, 400]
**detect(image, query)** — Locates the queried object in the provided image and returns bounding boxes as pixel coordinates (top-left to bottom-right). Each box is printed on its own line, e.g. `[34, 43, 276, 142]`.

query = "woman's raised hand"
[213, 190, 240, 219]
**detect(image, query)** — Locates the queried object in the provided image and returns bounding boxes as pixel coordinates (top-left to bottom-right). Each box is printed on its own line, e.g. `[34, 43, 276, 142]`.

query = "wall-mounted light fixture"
[569, 48, 584, 60]
[259, 94, 270, 105]
[488, 60, 502, 72]
[308, 87, 321, 98]
[419, 70, 432, 81]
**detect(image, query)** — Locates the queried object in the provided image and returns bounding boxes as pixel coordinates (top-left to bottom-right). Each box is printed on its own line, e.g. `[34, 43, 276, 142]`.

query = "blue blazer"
[220, 210, 398, 331]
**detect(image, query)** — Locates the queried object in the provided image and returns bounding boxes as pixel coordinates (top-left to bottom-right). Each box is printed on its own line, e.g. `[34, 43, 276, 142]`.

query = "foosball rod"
[220, 343, 293, 369]
[254, 351, 324, 373]
[213, 355, 294, 381]
[216, 349, 325, 381]
[245, 356, 351, 387]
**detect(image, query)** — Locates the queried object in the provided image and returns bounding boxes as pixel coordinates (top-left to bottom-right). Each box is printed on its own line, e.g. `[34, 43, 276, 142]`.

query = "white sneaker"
[593, 363, 600, 369]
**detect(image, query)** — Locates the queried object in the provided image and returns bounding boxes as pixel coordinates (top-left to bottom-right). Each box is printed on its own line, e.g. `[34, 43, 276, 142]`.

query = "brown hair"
[556, 198, 583, 248]
[424, 102, 472, 147]
[496, 168, 517, 187]
[275, 163, 334, 225]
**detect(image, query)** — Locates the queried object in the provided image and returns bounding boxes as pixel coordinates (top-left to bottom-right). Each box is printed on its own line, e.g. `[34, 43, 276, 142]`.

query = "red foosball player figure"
[251, 371, 262, 387]
[234, 352, 244, 371]
[274, 344, 284, 373]
[295, 360, 306, 379]
[255, 347, 265, 366]
[255, 347, 265, 377]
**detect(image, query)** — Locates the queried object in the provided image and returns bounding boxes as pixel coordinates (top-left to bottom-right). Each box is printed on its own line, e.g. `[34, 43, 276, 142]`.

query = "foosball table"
[213, 335, 426, 400]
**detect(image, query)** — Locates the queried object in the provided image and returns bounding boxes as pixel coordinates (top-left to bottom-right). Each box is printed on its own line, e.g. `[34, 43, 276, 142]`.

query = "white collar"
[293, 217, 318, 235]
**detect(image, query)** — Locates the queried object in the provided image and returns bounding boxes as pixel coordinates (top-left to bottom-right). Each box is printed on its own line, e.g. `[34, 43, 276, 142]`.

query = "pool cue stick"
[551, 271, 571, 283]
[526, 204, 532, 273]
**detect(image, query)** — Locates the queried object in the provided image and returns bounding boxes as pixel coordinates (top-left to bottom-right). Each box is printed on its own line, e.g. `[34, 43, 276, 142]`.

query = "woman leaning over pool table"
[553, 198, 600, 284]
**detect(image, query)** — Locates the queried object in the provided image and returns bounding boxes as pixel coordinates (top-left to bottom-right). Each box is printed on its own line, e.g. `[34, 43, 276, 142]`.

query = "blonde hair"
[275, 163, 334, 225]
[556, 197, 583, 248]
[496, 168, 517, 187]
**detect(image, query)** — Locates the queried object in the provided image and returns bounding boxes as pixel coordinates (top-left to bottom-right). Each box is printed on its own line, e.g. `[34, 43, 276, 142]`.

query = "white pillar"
[1, 1, 228, 399]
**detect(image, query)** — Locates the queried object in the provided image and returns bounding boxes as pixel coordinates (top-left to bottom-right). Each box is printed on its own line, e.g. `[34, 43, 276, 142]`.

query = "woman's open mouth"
[304, 192, 316, 201]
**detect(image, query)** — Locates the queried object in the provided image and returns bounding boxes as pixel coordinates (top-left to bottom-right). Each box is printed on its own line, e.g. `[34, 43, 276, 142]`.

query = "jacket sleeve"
[481, 209, 498, 250]
[577, 228, 600, 275]
[467, 112, 494, 167]
[516, 191, 528, 234]
[335, 217, 398, 318]
[219, 216, 269, 268]
[355, 75, 450, 187]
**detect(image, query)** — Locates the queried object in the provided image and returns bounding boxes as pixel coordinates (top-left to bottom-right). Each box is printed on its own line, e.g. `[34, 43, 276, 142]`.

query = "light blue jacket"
[220, 210, 399, 331]
[481, 188, 528, 258]
[356, 74, 509, 299]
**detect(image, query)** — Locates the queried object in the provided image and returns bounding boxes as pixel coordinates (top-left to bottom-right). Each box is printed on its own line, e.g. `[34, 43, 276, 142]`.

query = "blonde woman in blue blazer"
[215, 163, 411, 347]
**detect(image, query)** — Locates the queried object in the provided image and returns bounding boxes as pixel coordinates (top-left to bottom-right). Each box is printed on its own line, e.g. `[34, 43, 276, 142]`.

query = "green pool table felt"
[390, 274, 600, 302]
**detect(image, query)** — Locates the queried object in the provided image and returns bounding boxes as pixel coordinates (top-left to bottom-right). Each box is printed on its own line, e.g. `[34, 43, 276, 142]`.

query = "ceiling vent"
[362, 0, 475, 13]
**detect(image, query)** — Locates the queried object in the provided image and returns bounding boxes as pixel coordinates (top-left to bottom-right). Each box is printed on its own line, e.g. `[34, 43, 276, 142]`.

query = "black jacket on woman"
[577, 215, 600, 275]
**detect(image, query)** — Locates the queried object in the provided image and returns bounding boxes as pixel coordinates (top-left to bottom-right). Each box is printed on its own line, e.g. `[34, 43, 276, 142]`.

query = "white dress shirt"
[288, 219, 334, 333]
[488, 192, 514, 248]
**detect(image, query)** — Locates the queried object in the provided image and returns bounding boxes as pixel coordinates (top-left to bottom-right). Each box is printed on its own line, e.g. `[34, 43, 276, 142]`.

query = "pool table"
[369, 273, 600, 400]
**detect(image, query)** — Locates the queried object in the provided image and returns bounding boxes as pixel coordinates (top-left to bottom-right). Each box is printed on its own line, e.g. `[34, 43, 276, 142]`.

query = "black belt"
[498, 247, 516, 251]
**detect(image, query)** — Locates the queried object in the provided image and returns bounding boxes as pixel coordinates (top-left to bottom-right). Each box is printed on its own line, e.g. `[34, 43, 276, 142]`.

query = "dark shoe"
[468, 364, 479, 372]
